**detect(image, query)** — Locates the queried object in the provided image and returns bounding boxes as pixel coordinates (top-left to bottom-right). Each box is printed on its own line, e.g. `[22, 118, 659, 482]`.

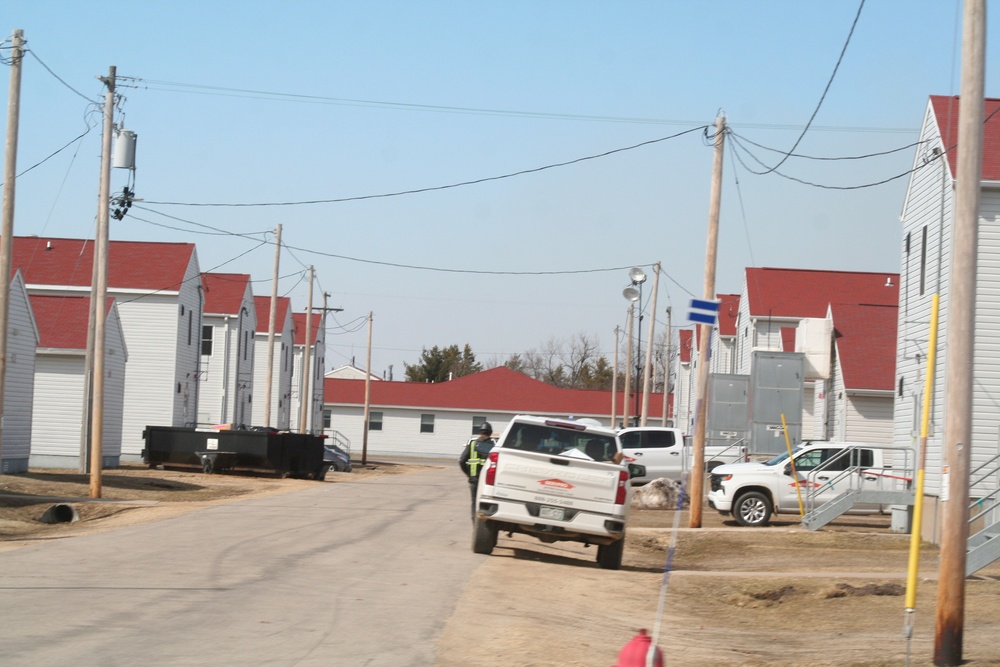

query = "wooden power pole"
[641, 261, 661, 425]
[690, 114, 726, 528]
[263, 224, 282, 427]
[298, 265, 314, 433]
[934, 1, 985, 663]
[361, 311, 373, 465]
[89, 65, 116, 499]
[662, 306, 672, 427]
[0, 29, 24, 475]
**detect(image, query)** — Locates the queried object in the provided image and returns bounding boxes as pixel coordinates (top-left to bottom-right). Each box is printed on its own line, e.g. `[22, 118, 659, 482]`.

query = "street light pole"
[623, 267, 647, 428]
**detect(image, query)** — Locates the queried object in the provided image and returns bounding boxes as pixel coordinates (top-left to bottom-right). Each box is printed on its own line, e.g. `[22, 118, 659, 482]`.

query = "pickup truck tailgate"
[489, 449, 621, 510]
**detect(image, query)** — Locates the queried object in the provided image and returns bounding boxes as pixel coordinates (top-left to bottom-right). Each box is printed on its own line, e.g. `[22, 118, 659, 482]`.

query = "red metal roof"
[717, 293, 740, 337]
[253, 296, 291, 333]
[745, 267, 899, 319]
[780, 327, 796, 353]
[203, 273, 251, 315]
[324, 366, 664, 418]
[678, 329, 693, 363]
[929, 95, 1000, 182]
[30, 294, 112, 350]
[829, 303, 898, 391]
[12, 236, 196, 291]
[293, 312, 323, 345]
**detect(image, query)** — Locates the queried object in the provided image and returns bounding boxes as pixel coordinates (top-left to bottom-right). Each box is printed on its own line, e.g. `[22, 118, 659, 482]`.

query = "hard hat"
[478, 422, 493, 435]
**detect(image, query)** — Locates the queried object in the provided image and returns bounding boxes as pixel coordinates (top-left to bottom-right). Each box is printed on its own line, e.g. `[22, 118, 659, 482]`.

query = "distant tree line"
[403, 331, 675, 393]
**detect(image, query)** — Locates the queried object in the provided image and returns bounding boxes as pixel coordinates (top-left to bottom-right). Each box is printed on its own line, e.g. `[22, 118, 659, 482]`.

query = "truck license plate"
[540, 506, 565, 521]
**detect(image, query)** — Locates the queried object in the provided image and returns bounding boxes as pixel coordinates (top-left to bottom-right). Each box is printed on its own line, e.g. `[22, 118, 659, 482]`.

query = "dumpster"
[142, 426, 327, 479]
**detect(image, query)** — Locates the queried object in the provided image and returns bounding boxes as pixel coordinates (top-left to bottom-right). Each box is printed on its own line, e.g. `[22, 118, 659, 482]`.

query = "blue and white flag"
[688, 298, 720, 325]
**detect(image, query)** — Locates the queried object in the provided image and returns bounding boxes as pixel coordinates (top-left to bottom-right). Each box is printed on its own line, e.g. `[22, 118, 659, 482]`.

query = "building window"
[420, 414, 434, 434]
[472, 416, 488, 434]
[187, 312, 193, 345]
[920, 225, 928, 295]
[323, 409, 331, 430]
[244, 331, 249, 360]
[202, 326, 214, 356]
[369, 411, 383, 431]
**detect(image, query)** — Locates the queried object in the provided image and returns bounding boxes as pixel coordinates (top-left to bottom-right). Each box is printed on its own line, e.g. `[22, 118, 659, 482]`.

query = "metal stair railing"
[802, 445, 915, 531]
[326, 430, 352, 458]
[966, 452, 1000, 576]
[706, 438, 748, 466]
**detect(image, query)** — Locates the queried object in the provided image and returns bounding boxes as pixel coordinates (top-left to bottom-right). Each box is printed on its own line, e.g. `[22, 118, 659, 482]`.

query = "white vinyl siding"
[31, 306, 126, 467]
[290, 314, 326, 433]
[1, 273, 39, 471]
[894, 102, 954, 497]
[251, 308, 294, 430]
[116, 296, 186, 456]
[844, 393, 894, 445]
[970, 188, 1000, 491]
[197, 318, 230, 425]
[801, 383, 816, 440]
[112, 250, 201, 458]
[172, 257, 204, 431]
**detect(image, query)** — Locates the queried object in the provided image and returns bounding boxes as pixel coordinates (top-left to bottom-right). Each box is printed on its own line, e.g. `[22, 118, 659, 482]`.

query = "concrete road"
[0, 466, 479, 666]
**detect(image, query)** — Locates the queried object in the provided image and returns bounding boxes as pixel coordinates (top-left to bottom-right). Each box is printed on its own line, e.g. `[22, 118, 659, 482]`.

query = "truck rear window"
[505, 424, 617, 462]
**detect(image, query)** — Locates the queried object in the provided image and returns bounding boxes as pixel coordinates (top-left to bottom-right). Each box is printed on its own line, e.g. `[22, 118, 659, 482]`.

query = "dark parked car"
[322, 444, 352, 476]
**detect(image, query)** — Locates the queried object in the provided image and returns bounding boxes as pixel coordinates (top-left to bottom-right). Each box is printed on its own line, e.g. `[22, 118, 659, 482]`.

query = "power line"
[727, 130, 925, 162]
[127, 77, 916, 134]
[140, 126, 709, 207]
[26, 49, 101, 103]
[755, 0, 866, 175]
[137, 203, 650, 276]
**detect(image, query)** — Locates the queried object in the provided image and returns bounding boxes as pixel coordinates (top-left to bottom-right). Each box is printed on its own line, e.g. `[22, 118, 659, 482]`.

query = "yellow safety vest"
[468, 440, 486, 477]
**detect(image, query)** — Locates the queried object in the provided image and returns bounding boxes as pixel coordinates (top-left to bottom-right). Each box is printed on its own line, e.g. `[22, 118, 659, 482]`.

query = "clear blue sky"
[4, 1, 998, 378]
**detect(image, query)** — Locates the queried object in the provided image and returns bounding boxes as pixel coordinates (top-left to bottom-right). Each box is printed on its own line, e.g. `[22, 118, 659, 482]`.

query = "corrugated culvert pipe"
[40, 503, 79, 524]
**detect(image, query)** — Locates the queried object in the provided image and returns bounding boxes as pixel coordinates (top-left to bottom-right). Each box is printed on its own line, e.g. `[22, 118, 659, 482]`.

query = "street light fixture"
[622, 267, 647, 427]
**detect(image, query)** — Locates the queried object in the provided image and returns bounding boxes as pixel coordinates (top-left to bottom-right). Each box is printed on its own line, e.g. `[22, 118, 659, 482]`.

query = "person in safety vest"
[459, 421, 495, 519]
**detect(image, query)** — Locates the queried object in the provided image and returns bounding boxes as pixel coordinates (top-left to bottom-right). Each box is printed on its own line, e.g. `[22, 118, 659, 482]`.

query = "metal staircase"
[966, 453, 1000, 576]
[801, 445, 915, 531]
[326, 430, 352, 457]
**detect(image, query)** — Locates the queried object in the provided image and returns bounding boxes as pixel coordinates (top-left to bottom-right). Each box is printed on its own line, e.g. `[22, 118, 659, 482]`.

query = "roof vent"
[45, 241, 52, 251]
[885, 276, 894, 287]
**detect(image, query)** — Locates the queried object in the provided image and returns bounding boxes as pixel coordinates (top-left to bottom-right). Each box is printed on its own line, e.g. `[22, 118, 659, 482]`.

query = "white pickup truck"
[472, 415, 645, 569]
[707, 441, 903, 527]
[618, 426, 748, 484]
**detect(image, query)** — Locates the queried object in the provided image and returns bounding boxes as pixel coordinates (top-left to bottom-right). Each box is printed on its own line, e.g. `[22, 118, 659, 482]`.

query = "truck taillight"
[484, 451, 499, 486]
[615, 470, 628, 505]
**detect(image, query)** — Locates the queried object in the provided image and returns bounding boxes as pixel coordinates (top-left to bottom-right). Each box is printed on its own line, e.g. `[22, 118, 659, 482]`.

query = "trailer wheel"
[472, 517, 498, 554]
[202, 457, 215, 475]
[597, 538, 625, 570]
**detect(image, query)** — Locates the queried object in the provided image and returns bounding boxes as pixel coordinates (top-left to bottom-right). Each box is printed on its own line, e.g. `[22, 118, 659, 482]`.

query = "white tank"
[113, 129, 137, 169]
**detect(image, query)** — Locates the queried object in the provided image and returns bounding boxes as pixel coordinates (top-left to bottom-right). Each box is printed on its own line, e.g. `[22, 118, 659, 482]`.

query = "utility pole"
[641, 261, 661, 425]
[263, 224, 282, 427]
[611, 325, 619, 427]
[0, 29, 24, 476]
[298, 265, 314, 433]
[623, 303, 634, 429]
[690, 114, 726, 528]
[89, 66, 115, 499]
[934, 1, 984, 663]
[362, 311, 373, 466]
[662, 306, 671, 427]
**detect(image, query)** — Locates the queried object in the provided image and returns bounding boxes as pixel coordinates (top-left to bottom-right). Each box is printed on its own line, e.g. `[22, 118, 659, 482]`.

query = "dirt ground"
[3, 463, 1000, 666]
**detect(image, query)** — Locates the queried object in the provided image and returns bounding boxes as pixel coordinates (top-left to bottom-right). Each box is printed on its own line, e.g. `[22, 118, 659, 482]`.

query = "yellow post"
[906, 294, 939, 610]
[781, 413, 804, 516]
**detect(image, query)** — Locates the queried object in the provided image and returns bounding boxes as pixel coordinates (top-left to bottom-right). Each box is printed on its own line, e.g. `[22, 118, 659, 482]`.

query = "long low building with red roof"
[322, 366, 665, 458]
